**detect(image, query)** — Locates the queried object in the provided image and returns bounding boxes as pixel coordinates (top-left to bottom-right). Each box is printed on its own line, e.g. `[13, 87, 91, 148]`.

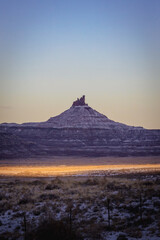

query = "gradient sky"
[0, 0, 160, 129]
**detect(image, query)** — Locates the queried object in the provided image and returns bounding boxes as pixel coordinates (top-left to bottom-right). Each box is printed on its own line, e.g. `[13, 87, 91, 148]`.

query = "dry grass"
[0, 170, 160, 239]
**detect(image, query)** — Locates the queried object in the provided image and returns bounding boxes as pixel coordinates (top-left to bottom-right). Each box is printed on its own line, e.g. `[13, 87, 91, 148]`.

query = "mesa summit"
[0, 96, 160, 158]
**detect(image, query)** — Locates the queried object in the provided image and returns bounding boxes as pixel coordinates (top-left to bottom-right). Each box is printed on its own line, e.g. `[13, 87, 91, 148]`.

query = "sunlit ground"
[0, 156, 160, 177]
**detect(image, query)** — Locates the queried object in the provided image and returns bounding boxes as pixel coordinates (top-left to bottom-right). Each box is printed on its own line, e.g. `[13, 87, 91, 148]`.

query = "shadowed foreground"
[0, 157, 160, 239]
[0, 171, 160, 240]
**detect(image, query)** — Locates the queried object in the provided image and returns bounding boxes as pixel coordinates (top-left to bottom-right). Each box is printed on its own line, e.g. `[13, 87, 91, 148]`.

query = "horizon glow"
[0, 0, 160, 129]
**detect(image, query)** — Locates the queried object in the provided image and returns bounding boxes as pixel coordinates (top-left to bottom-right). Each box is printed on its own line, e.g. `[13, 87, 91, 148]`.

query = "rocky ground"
[0, 170, 160, 240]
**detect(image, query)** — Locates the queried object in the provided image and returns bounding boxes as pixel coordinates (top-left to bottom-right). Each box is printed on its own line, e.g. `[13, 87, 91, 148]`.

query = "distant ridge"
[0, 96, 160, 158]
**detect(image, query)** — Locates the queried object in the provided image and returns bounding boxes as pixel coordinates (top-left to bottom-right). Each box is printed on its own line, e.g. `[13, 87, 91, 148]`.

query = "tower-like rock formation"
[72, 95, 88, 106]
[0, 96, 160, 158]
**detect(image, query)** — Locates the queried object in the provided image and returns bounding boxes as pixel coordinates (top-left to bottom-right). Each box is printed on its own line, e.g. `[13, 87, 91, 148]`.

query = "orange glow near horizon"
[0, 164, 160, 177]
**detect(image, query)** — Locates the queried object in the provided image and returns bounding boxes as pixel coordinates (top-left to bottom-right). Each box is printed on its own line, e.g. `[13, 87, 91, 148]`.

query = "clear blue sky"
[0, 0, 160, 128]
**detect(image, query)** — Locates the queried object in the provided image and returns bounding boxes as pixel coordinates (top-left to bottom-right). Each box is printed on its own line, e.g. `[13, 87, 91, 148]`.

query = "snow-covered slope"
[45, 105, 134, 129]
[1, 96, 139, 130]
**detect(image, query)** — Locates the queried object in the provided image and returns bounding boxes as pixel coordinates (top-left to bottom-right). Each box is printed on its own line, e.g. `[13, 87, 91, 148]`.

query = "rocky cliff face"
[0, 96, 160, 158]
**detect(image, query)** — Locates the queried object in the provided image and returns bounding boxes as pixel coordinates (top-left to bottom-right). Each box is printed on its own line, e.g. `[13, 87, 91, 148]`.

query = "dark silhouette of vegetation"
[0, 237, 8, 240]
[139, 192, 143, 223]
[27, 218, 83, 240]
[68, 204, 73, 236]
[23, 213, 27, 240]
[117, 233, 128, 240]
[107, 198, 111, 228]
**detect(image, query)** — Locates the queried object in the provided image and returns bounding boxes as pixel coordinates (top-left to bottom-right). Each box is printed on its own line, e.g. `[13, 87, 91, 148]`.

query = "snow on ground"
[0, 170, 160, 239]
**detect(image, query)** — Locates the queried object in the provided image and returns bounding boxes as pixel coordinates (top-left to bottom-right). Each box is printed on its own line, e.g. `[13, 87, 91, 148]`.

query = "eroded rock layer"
[0, 97, 160, 158]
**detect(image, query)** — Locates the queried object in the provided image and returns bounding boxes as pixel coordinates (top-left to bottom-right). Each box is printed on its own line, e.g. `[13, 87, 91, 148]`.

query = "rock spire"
[72, 95, 88, 107]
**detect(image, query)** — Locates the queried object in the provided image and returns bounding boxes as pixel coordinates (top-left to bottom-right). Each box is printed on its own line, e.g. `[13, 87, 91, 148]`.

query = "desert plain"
[0, 156, 160, 240]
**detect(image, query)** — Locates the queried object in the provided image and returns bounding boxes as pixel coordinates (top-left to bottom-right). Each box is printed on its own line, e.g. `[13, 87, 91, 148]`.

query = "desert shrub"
[82, 222, 103, 239]
[117, 234, 128, 240]
[51, 177, 63, 185]
[19, 195, 34, 205]
[148, 227, 156, 234]
[82, 178, 98, 186]
[45, 184, 60, 190]
[13, 211, 25, 218]
[141, 216, 153, 227]
[127, 229, 142, 238]
[39, 193, 59, 200]
[0, 236, 9, 240]
[154, 200, 160, 207]
[0, 200, 12, 212]
[106, 182, 117, 190]
[0, 231, 14, 240]
[33, 208, 41, 216]
[29, 180, 45, 185]
[27, 218, 83, 240]
[7, 181, 15, 186]
[69, 189, 78, 195]
[155, 178, 160, 184]
[142, 181, 153, 186]
[0, 193, 5, 201]
[93, 206, 99, 212]
[126, 204, 139, 214]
